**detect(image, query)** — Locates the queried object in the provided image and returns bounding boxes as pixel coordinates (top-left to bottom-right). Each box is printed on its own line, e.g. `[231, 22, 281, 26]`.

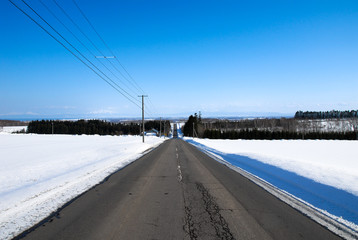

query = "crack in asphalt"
[181, 181, 235, 240]
[184, 205, 199, 240]
[178, 143, 234, 240]
[196, 182, 235, 240]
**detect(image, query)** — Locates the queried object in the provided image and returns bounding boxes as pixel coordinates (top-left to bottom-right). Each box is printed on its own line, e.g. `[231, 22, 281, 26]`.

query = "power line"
[9, 0, 141, 109]
[72, 0, 158, 115]
[54, 0, 141, 96]
[72, 0, 146, 94]
[21, 0, 140, 105]
[12, 0, 155, 115]
[52, 0, 104, 59]
[39, 0, 140, 98]
[51, 0, 140, 101]
[62, 0, 156, 116]
[52, 0, 143, 102]
[147, 97, 159, 114]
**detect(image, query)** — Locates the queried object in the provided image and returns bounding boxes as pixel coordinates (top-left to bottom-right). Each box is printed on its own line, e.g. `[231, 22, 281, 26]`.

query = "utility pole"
[192, 122, 198, 138]
[160, 117, 162, 138]
[138, 95, 148, 143]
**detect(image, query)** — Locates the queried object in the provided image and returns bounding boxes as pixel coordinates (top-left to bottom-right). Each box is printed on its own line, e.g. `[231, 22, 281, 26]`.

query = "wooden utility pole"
[160, 117, 162, 138]
[138, 95, 148, 143]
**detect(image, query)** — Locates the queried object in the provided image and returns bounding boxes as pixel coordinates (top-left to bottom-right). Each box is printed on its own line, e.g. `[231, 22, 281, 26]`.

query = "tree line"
[201, 118, 297, 132]
[295, 110, 358, 119]
[182, 112, 358, 140]
[183, 112, 205, 137]
[27, 119, 171, 136]
[0, 120, 28, 126]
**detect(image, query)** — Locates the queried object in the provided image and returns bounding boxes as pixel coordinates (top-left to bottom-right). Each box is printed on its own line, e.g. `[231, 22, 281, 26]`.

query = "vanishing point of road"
[19, 139, 342, 240]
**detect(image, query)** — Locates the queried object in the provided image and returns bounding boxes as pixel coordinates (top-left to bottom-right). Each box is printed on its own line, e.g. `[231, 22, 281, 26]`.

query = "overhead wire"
[9, 0, 141, 109]
[72, 1, 157, 116]
[146, 97, 159, 116]
[51, 0, 141, 103]
[11, 0, 157, 116]
[72, 0, 146, 95]
[53, 0, 141, 96]
[24, 0, 140, 105]
[70, 0, 157, 116]
[39, 0, 140, 98]
[57, 0, 155, 116]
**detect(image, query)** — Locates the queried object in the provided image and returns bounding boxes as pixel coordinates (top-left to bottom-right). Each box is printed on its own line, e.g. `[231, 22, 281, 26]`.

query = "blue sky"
[1, 0, 357, 119]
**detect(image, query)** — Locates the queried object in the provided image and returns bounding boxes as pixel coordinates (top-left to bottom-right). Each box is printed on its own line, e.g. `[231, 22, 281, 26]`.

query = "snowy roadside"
[184, 137, 358, 236]
[0, 134, 165, 240]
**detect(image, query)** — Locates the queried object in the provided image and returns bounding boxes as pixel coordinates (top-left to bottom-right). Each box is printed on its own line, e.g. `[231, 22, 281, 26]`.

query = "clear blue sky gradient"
[1, 0, 357, 119]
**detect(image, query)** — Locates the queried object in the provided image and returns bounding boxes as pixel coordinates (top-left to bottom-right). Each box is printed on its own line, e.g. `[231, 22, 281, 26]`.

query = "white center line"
[176, 149, 182, 182]
[177, 165, 182, 182]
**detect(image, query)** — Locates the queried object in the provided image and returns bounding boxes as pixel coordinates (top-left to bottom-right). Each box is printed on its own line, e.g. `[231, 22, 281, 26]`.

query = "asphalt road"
[19, 139, 342, 240]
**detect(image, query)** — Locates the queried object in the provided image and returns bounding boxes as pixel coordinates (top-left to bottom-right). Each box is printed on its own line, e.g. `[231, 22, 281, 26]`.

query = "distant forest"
[295, 110, 358, 119]
[27, 120, 170, 136]
[183, 112, 358, 140]
[0, 120, 28, 126]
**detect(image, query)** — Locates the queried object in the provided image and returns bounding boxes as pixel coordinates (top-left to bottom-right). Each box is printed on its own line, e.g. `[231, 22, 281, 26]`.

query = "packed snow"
[0, 134, 165, 240]
[185, 136, 358, 231]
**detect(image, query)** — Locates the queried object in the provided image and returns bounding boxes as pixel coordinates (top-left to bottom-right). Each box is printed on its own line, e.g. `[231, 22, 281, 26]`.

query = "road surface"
[18, 139, 341, 240]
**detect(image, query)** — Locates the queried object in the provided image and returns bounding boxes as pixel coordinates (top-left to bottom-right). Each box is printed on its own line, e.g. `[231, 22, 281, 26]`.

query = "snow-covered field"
[184, 137, 358, 232]
[0, 134, 165, 240]
[0, 126, 27, 134]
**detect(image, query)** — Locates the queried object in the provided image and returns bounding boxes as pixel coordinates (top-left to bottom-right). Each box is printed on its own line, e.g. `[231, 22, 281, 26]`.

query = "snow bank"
[0, 134, 165, 240]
